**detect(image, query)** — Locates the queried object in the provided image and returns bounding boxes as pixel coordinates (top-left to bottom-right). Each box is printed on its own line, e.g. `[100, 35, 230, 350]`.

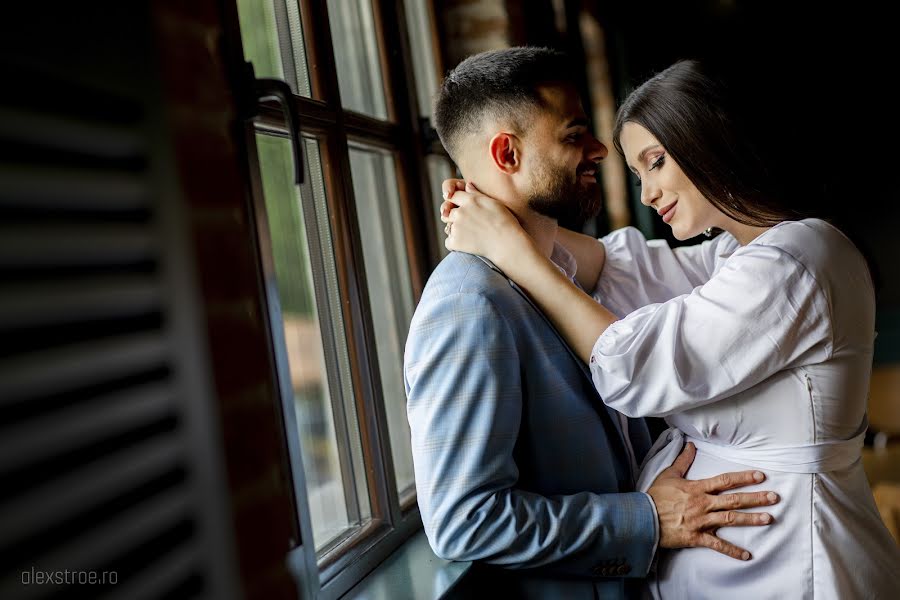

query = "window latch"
[240, 61, 304, 185]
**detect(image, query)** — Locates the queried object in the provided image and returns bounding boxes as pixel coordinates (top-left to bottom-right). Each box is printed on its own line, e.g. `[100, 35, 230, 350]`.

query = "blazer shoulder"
[423, 252, 518, 302]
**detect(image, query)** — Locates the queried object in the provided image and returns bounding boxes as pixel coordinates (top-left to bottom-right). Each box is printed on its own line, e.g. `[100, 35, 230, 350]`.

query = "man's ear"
[488, 132, 521, 175]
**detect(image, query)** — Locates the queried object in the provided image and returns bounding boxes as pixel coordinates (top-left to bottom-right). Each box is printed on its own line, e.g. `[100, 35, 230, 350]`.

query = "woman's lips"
[659, 200, 677, 224]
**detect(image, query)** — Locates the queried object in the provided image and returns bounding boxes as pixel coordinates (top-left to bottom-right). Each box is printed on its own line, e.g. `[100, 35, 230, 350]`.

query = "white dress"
[590, 219, 900, 599]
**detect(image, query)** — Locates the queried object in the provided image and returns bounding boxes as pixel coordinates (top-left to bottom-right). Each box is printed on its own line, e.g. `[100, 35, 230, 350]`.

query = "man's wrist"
[494, 227, 537, 270]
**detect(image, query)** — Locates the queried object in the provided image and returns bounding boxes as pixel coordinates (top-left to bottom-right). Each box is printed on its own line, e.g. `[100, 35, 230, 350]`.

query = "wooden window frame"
[221, 0, 447, 597]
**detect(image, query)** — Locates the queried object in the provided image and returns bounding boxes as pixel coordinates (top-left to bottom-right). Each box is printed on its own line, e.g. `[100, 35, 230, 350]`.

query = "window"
[326, 0, 388, 119]
[346, 143, 416, 498]
[255, 134, 371, 553]
[231, 0, 448, 596]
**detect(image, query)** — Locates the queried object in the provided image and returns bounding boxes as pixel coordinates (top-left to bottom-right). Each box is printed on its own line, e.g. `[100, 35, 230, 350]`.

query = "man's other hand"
[647, 442, 779, 561]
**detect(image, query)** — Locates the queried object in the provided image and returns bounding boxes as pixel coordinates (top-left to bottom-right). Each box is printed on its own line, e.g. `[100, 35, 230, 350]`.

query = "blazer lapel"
[475, 256, 632, 460]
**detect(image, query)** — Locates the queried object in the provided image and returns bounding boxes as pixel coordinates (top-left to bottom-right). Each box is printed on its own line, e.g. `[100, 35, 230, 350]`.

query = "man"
[404, 47, 776, 598]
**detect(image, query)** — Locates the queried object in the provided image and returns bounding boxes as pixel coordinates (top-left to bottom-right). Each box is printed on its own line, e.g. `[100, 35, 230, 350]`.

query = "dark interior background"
[517, 0, 897, 357]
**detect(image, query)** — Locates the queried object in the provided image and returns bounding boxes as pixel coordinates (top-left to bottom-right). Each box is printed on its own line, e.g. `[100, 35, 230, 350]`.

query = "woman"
[440, 60, 900, 598]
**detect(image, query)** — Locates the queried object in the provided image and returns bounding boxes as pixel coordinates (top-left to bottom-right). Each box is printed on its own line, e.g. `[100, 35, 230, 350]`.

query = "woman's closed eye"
[632, 155, 665, 187]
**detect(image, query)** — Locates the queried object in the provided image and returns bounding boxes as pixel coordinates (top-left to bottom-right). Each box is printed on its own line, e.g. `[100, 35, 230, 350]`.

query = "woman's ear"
[488, 132, 521, 175]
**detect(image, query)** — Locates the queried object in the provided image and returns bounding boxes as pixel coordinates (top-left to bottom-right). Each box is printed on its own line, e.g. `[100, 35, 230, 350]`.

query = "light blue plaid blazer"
[405, 250, 658, 599]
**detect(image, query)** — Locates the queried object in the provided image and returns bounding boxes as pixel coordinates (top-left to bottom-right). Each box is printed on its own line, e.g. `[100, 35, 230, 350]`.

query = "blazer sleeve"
[405, 290, 658, 576]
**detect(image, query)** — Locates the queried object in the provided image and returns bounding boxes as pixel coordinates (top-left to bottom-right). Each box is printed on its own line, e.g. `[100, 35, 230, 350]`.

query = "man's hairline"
[453, 81, 580, 156]
[439, 75, 579, 161]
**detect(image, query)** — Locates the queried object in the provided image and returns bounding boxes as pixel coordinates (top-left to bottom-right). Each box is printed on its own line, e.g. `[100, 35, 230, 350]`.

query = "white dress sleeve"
[592, 227, 739, 317]
[589, 243, 833, 418]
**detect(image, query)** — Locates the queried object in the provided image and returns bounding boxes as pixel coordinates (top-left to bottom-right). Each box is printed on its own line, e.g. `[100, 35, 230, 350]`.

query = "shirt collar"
[550, 241, 577, 281]
[474, 240, 577, 282]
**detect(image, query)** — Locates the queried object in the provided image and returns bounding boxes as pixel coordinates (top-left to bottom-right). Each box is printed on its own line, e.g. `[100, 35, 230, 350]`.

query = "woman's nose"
[640, 182, 661, 207]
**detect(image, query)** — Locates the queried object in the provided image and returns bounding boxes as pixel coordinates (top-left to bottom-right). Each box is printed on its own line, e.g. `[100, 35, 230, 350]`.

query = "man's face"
[519, 84, 608, 223]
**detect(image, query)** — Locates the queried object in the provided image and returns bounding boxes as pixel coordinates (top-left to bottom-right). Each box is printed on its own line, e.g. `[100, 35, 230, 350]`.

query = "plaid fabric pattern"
[404, 251, 657, 598]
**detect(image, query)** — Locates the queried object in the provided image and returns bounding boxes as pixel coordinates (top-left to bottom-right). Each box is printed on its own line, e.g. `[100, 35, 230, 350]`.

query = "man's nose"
[585, 134, 608, 162]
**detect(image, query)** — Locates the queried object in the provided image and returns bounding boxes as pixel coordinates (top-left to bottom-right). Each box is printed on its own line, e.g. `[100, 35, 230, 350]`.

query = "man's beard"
[525, 161, 602, 225]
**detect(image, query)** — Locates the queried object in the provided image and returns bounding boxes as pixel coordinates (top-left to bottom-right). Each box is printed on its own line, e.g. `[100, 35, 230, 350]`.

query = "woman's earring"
[703, 227, 713, 238]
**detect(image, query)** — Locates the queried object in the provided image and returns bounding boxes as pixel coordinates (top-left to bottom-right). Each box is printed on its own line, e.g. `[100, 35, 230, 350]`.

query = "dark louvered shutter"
[0, 4, 238, 599]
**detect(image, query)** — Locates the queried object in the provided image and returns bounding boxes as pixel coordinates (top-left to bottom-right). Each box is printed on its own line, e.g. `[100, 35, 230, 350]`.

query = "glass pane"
[348, 144, 415, 494]
[237, 0, 312, 96]
[326, 0, 388, 119]
[427, 155, 458, 260]
[255, 133, 370, 552]
[404, 0, 441, 117]
[304, 136, 372, 538]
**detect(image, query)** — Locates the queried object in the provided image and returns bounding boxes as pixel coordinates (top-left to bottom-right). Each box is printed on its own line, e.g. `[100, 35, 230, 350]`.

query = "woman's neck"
[726, 221, 775, 246]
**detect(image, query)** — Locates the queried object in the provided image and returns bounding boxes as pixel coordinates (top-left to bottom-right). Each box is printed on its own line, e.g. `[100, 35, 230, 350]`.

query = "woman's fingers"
[439, 193, 476, 223]
[440, 200, 457, 220]
[443, 191, 473, 207]
[442, 178, 466, 199]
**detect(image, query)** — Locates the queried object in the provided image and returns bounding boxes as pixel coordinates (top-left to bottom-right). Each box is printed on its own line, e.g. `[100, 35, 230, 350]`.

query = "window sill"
[341, 530, 471, 599]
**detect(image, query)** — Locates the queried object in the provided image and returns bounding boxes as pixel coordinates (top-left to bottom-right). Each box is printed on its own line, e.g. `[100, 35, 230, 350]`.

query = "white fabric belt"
[636, 424, 866, 493]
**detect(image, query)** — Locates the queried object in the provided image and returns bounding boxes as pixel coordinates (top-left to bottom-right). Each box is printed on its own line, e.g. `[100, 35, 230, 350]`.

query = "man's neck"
[458, 170, 558, 258]
[510, 208, 558, 259]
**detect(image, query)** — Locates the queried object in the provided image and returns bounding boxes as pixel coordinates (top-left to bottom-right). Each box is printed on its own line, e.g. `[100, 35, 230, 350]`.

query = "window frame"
[222, 0, 447, 597]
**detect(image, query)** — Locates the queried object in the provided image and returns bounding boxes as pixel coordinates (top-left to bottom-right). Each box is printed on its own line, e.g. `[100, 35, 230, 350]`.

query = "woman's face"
[619, 122, 722, 240]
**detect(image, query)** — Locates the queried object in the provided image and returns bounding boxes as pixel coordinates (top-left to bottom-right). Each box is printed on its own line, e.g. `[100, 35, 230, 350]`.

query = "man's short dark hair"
[433, 47, 575, 162]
